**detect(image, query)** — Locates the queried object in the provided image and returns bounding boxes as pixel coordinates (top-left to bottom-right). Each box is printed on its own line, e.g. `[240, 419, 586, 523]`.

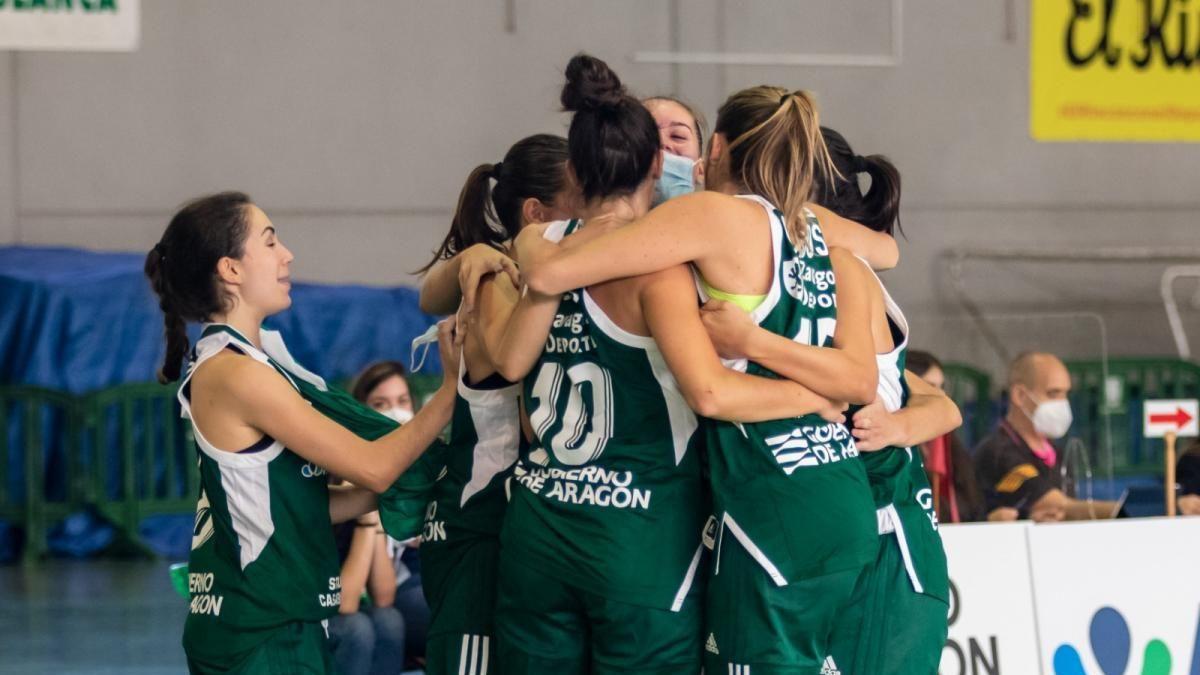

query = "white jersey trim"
[670, 542, 705, 612]
[458, 354, 522, 508]
[722, 512, 788, 587]
[540, 219, 575, 244]
[645, 348, 698, 466]
[580, 288, 698, 466]
[178, 328, 318, 570]
[177, 332, 286, 469]
[734, 194, 786, 326]
[581, 289, 657, 349]
[219, 460, 275, 570]
[700, 194, 787, 373]
[855, 257, 910, 414]
[878, 504, 924, 594]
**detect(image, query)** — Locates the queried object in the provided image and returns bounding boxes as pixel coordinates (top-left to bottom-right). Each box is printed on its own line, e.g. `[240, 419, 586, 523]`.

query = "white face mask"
[379, 407, 414, 425]
[1026, 396, 1073, 439]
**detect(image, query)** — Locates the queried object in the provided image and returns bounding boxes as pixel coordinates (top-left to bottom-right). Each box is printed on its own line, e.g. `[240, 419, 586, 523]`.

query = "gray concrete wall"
[3, 0, 1198, 357]
[0, 52, 15, 245]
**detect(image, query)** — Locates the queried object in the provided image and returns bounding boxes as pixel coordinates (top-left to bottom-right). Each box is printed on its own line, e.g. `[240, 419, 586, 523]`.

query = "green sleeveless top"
[858, 270, 949, 603]
[179, 326, 342, 661]
[422, 358, 521, 543]
[701, 197, 877, 586]
[180, 324, 443, 663]
[501, 219, 707, 612]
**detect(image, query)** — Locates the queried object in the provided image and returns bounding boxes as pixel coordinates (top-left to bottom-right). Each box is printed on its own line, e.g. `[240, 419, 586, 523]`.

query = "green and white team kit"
[702, 197, 878, 674]
[179, 326, 341, 674]
[496, 218, 706, 673]
[827, 270, 950, 675]
[420, 356, 521, 675]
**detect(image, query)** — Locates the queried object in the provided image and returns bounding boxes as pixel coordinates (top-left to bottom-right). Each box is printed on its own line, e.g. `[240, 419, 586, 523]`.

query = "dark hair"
[145, 191, 253, 383]
[560, 53, 660, 202]
[644, 95, 707, 154]
[906, 350, 943, 377]
[351, 360, 409, 403]
[714, 86, 836, 247]
[814, 127, 903, 237]
[417, 134, 569, 274]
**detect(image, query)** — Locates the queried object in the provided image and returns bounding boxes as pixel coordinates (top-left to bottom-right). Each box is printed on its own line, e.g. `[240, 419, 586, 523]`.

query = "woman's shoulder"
[190, 348, 287, 401]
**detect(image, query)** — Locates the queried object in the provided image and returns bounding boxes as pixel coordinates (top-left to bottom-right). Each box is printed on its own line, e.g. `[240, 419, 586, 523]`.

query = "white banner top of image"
[0, 0, 139, 52]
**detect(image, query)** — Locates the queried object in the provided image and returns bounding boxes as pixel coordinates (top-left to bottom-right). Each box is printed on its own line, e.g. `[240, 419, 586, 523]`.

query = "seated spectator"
[974, 351, 1118, 522]
[328, 510, 405, 675]
[1178, 440, 1200, 516]
[349, 360, 431, 669]
[352, 360, 417, 424]
[907, 350, 985, 523]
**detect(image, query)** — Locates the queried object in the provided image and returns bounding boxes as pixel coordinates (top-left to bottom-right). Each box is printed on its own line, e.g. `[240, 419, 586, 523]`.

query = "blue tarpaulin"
[0, 245, 441, 560]
[0, 246, 441, 392]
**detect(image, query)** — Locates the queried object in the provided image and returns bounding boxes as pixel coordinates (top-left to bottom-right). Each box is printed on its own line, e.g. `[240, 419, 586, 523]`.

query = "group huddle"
[149, 52, 962, 675]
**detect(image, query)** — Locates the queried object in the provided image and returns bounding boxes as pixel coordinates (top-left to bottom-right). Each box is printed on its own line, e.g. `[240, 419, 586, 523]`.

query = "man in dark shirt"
[974, 352, 1117, 522]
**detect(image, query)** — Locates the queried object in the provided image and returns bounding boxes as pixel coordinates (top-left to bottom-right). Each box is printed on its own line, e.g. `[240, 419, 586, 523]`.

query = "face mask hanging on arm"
[409, 323, 440, 372]
[651, 151, 700, 207]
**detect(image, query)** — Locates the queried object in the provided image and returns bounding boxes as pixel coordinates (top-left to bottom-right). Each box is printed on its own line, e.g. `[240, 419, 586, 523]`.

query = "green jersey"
[500, 219, 706, 612]
[179, 329, 341, 662]
[860, 273, 949, 602]
[423, 363, 521, 543]
[703, 196, 877, 586]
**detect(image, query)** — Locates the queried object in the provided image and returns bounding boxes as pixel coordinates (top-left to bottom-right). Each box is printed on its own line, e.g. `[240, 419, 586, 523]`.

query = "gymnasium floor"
[0, 560, 187, 674]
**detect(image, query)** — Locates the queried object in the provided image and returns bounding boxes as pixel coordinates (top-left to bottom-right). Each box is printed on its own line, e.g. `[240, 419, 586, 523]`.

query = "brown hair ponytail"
[144, 191, 253, 383]
[815, 126, 903, 237]
[418, 134, 569, 274]
[714, 87, 837, 247]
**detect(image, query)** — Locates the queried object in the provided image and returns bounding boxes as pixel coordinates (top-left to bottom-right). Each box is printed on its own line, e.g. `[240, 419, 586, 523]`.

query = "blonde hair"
[714, 86, 838, 247]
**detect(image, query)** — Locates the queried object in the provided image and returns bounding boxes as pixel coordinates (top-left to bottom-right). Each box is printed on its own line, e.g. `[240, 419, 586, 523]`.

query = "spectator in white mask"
[353, 361, 416, 424]
[974, 352, 1117, 522]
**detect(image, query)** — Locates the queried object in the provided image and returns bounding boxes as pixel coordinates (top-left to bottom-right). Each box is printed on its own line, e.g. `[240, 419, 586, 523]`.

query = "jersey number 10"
[528, 361, 614, 466]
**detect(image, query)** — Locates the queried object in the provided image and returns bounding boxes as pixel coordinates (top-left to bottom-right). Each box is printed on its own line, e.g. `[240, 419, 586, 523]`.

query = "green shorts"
[494, 552, 702, 675]
[184, 620, 333, 675]
[421, 535, 501, 675]
[828, 532, 949, 675]
[704, 533, 866, 675]
[425, 632, 496, 675]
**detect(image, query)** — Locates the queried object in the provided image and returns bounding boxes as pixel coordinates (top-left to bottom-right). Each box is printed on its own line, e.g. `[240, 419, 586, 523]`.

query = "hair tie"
[492, 161, 504, 180]
[778, 92, 792, 106]
[154, 242, 168, 263]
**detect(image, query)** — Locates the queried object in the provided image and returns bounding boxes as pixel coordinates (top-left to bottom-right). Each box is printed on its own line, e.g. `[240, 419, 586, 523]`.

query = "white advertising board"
[940, 523, 1043, 675]
[1028, 518, 1200, 675]
[0, 0, 139, 52]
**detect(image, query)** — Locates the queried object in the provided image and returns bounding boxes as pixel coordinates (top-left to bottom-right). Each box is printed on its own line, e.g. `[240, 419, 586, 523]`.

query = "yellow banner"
[1031, 0, 1200, 141]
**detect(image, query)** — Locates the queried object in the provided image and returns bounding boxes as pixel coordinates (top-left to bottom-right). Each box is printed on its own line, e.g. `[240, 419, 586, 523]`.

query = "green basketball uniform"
[828, 274, 949, 675]
[179, 328, 341, 674]
[702, 197, 878, 675]
[497, 219, 706, 674]
[421, 362, 521, 675]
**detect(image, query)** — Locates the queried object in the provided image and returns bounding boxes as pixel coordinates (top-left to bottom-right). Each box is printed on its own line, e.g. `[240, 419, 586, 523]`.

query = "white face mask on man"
[1023, 394, 1073, 439]
[379, 407, 414, 425]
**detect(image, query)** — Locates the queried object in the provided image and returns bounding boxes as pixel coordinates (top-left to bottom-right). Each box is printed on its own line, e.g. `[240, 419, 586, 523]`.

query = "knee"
[333, 611, 377, 650]
[369, 606, 406, 644]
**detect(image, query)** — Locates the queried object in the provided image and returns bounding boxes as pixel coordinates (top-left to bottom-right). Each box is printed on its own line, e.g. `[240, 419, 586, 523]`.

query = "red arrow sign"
[1149, 407, 1194, 429]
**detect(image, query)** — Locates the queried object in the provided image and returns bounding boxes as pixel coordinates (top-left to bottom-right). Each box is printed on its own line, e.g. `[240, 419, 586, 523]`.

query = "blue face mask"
[652, 151, 699, 207]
